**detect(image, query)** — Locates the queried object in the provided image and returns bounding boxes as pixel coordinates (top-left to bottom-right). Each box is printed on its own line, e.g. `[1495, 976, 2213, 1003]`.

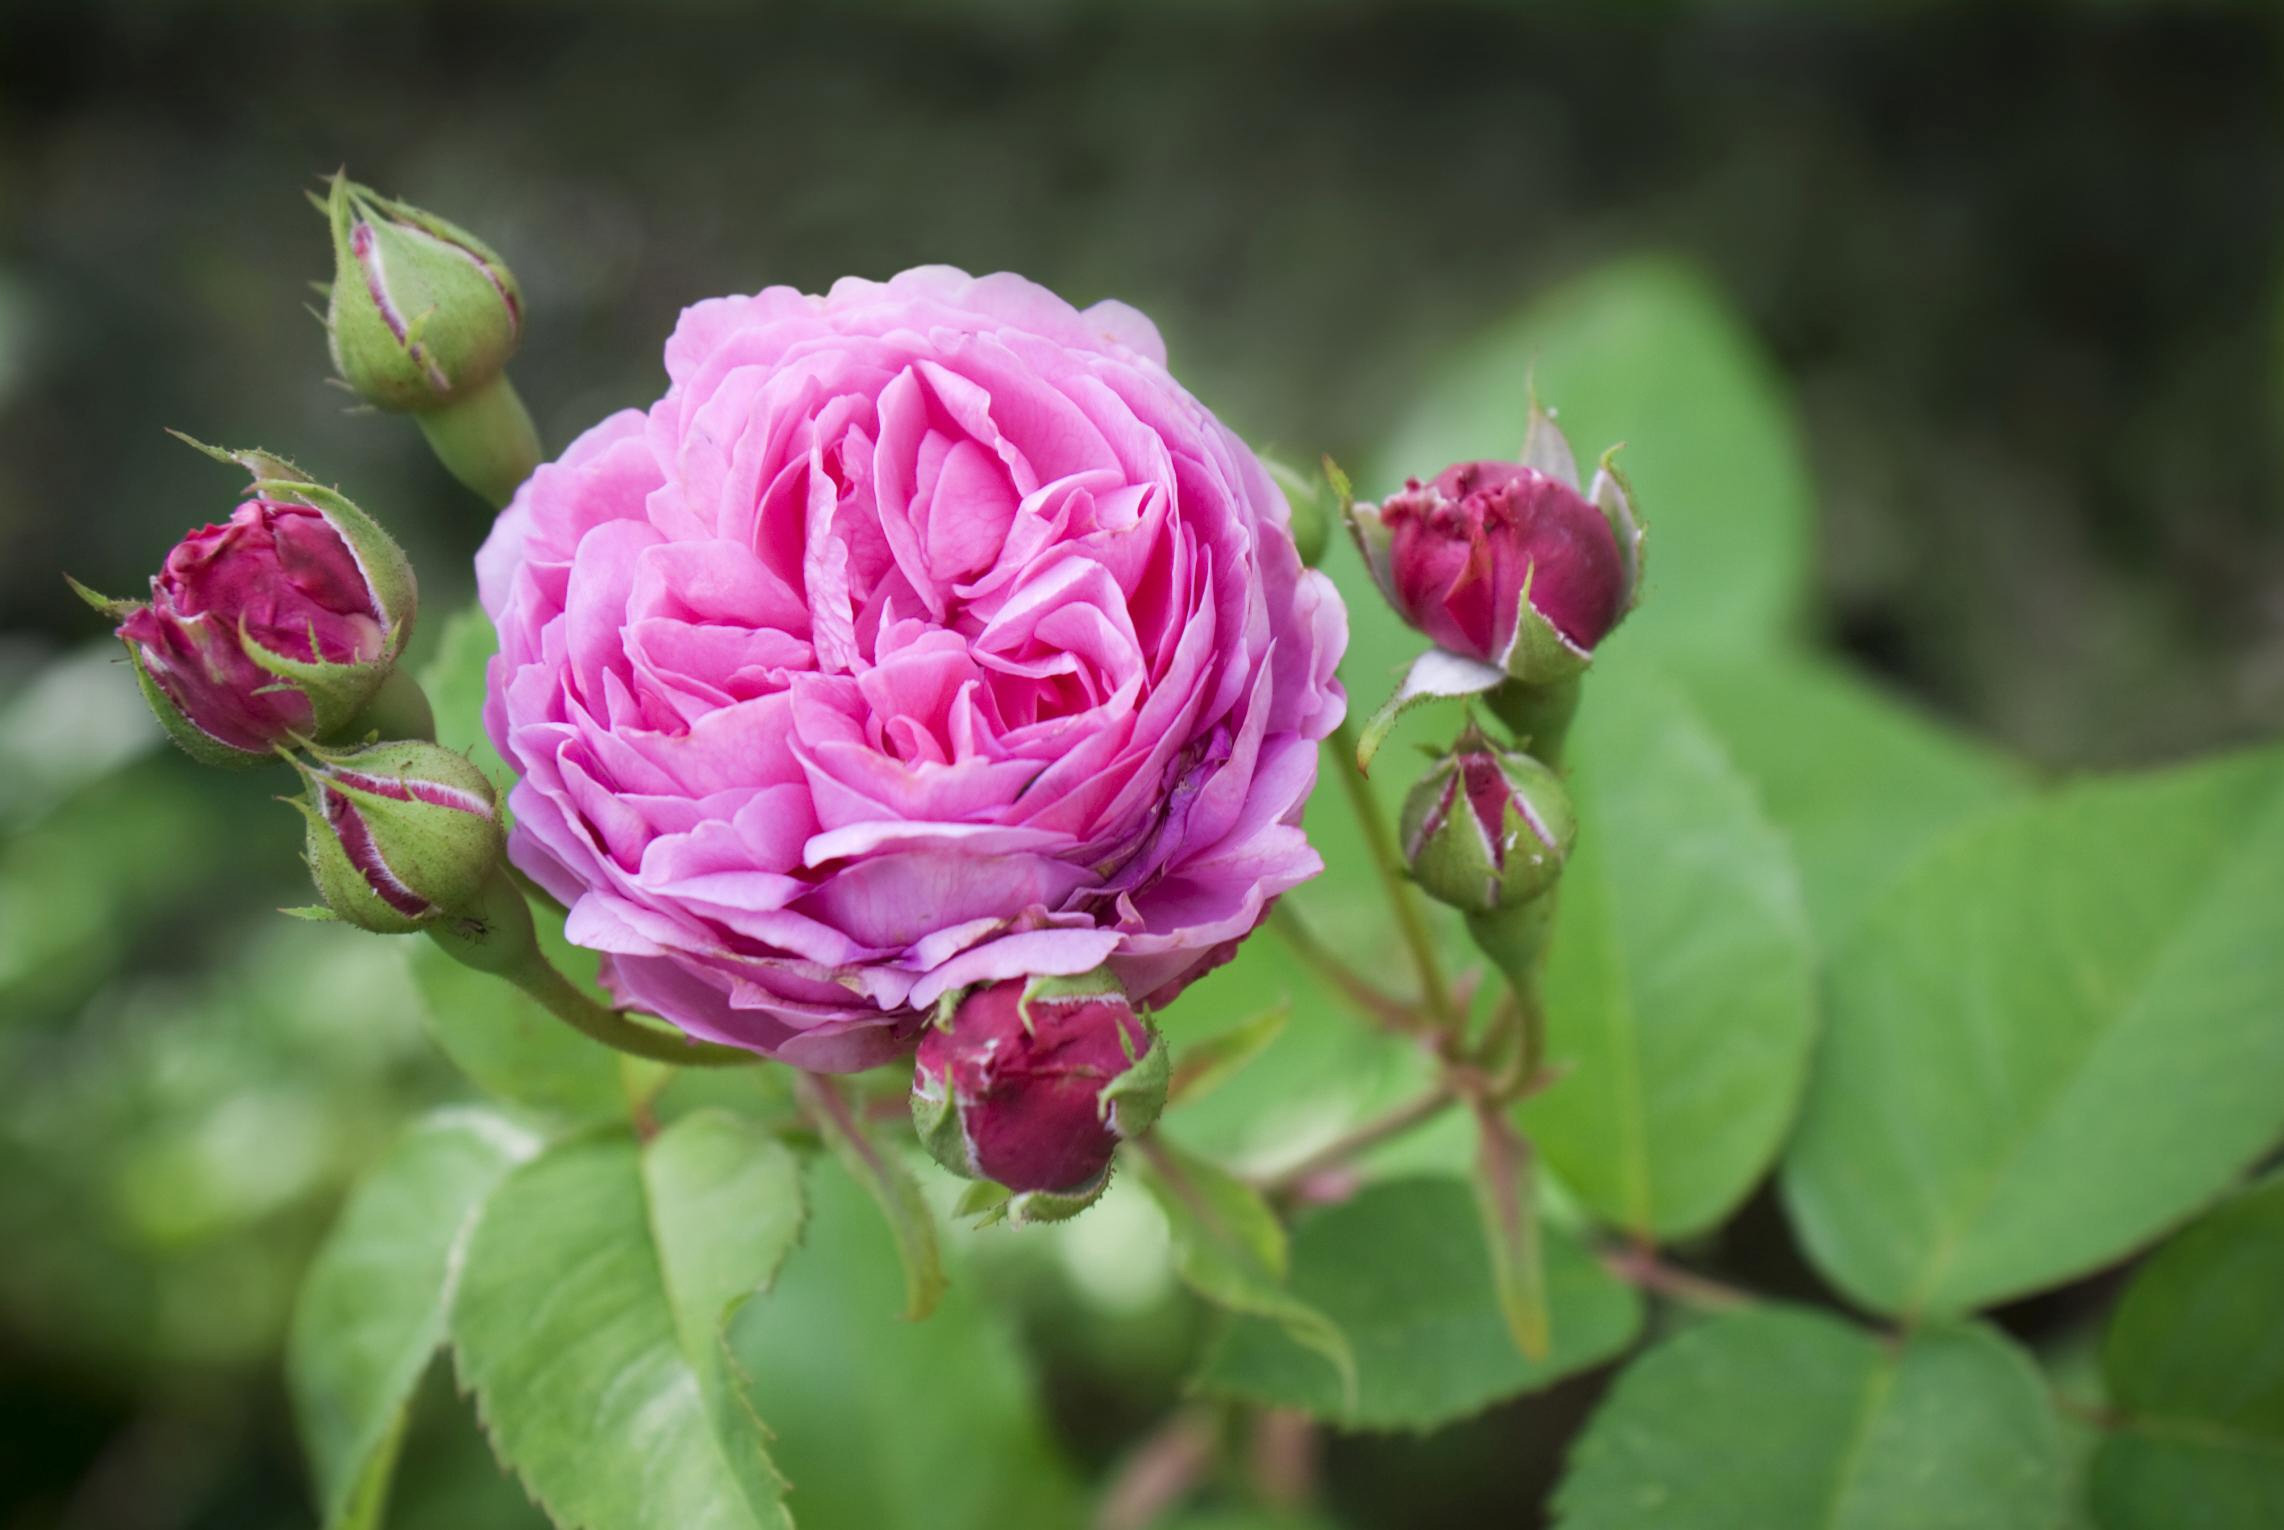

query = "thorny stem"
[1253, 1083, 1458, 1197]
[414, 371, 542, 510]
[506, 951, 756, 1068]
[1093, 1407, 1219, 1530]
[1329, 717, 1462, 1033]
[1267, 904, 1424, 1034]
[1598, 1239, 1757, 1313]
[429, 868, 753, 1068]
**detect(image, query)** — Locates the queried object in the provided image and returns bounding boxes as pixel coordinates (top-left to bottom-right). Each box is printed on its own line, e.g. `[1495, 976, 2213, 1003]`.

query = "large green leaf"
[1554, 1308, 2062, 1529]
[1782, 748, 2284, 1317]
[1374, 255, 1814, 657]
[450, 1112, 805, 1530]
[731, 1156, 1087, 1530]
[1668, 652, 2025, 943]
[1197, 1177, 1641, 1430]
[1521, 651, 1818, 1239]
[2090, 1173, 2284, 1529]
[288, 1108, 540, 1530]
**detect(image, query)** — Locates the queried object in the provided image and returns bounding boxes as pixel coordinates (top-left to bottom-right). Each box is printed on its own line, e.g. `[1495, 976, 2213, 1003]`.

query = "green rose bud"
[1400, 728, 1577, 915]
[321, 174, 523, 413]
[291, 740, 503, 934]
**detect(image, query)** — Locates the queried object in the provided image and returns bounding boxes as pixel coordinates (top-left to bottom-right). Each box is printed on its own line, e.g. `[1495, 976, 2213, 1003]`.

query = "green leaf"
[1168, 1002, 1290, 1110]
[1521, 651, 1818, 1238]
[1197, 1176, 1640, 1430]
[407, 912, 625, 1122]
[2090, 1172, 2284, 1529]
[288, 1108, 540, 1530]
[1374, 255, 1814, 657]
[794, 1071, 946, 1321]
[1667, 651, 2025, 943]
[1554, 1308, 2063, 1529]
[1782, 747, 2284, 1317]
[450, 1113, 805, 1530]
[1132, 1138, 1357, 1412]
[730, 1155, 1087, 1530]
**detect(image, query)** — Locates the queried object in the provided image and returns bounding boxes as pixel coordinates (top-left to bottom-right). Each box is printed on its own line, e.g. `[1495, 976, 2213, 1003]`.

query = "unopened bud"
[1400, 729, 1577, 915]
[77, 442, 414, 765]
[1348, 402, 1643, 685]
[321, 173, 523, 413]
[912, 971, 1167, 1221]
[292, 741, 502, 933]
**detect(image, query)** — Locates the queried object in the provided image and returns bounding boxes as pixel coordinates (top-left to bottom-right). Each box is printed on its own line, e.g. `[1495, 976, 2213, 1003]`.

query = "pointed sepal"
[65, 575, 137, 622]
[1589, 447, 1646, 622]
[167, 430, 316, 488]
[1519, 389, 1580, 490]
[1263, 454, 1332, 567]
[1354, 648, 1507, 775]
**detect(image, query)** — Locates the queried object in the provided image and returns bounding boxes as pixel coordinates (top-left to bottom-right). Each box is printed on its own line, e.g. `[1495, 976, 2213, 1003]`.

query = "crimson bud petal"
[912, 972, 1166, 1217]
[1349, 407, 1641, 683]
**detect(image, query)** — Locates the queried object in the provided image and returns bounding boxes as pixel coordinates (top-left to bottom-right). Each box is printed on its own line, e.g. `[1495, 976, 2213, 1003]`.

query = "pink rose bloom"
[477, 267, 1346, 1070]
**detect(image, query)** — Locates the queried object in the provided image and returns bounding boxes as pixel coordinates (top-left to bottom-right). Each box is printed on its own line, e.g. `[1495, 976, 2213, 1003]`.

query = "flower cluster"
[84, 172, 1660, 1221]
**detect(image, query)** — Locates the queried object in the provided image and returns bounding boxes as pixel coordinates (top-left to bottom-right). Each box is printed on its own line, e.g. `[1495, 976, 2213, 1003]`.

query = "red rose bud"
[80, 445, 416, 766]
[912, 972, 1168, 1219]
[1350, 404, 1644, 685]
[321, 174, 523, 413]
[1400, 729, 1577, 915]
[291, 740, 503, 933]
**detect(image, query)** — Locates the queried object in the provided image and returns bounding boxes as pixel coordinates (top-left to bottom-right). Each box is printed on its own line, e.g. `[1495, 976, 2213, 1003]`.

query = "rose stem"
[1328, 715, 1463, 1033]
[1266, 904, 1425, 1034]
[1250, 1082, 1457, 1197]
[426, 867, 755, 1067]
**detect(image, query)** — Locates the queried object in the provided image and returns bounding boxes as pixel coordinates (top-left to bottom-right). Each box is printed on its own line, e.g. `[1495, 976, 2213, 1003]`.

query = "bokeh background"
[3, 2, 2281, 1527]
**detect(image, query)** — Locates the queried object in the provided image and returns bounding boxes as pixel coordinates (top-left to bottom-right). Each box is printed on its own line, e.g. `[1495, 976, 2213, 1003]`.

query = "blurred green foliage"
[5, 2, 2284, 1528]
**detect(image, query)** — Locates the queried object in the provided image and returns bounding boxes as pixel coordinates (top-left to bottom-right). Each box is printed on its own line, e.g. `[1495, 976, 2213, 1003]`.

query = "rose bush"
[477, 267, 1346, 1069]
